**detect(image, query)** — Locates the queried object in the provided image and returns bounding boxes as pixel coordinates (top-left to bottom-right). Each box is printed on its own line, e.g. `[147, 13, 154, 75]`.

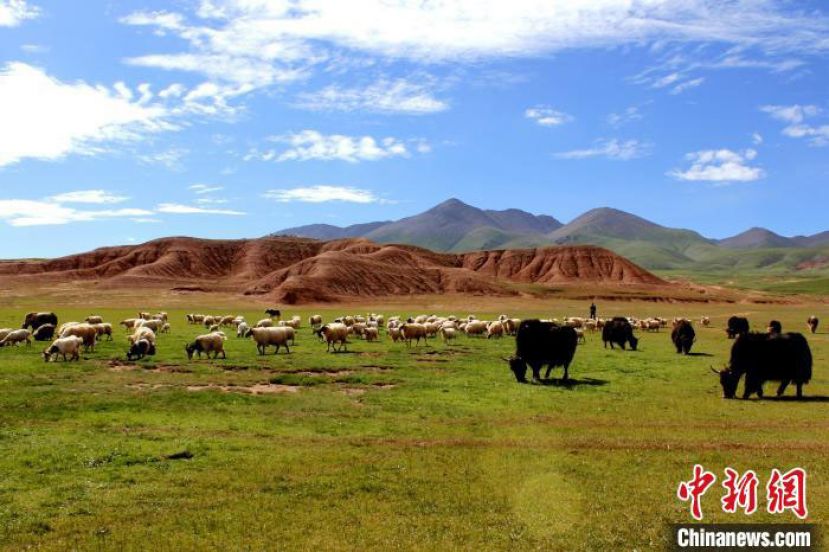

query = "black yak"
[671, 320, 695, 354]
[264, 308, 281, 318]
[714, 332, 812, 399]
[602, 317, 638, 350]
[32, 324, 56, 342]
[506, 319, 577, 383]
[807, 316, 819, 334]
[726, 316, 749, 339]
[22, 312, 58, 331]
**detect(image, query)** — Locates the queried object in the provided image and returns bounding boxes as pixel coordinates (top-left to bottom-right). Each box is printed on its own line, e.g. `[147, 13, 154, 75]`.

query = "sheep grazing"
[0, 329, 14, 342]
[160, 322, 171, 334]
[236, 322, 250, 338]
[186, 314, 205, 325]
[316, 323, 349, 352]
[208, 324, 221, 333]
[388, 327, 403, 343]
[32, 324, 56, 342]
[255, 318, 274, 328]
[202, 316, 217, 328]
[138, 312, 151, 320]
[84, 315, 104, 325]
[264, 308, 281, 319]
[60, 324, 97, 352]
[439, 327, 457, 343]
[120, 319, 139, 330]
[0, 329, 32, 347]
[249, 326, 293, 355]
[701, 316, 711, 327]
[350, 322, 367, 337]
[57, 321, 80, 335]
[93, 323, 113, 341]
[43, 336, 84, 362]
[129, 327, 156, 346]
[185, 333, 227, 360]
[218, 315, 236, 327]
[487, 321, 505, 339]
[364, 327, 379, 342]
[400, 323, 428, 347]
[465, 321, 487, 337]
[309, 314, 323, 327]
[127, 339, 156, 361]
[153, 312, 168, 322]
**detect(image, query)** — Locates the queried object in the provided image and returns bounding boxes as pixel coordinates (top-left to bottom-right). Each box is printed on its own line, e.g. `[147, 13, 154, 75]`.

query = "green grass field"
[0, 298, 826, 550]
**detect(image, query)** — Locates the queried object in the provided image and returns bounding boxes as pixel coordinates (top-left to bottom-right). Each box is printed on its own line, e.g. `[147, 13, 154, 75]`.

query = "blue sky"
[1, 0, 828, 258]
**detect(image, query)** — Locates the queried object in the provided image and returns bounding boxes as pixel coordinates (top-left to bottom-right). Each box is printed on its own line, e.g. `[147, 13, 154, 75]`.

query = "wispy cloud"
[156, 203, 245, 215]
[525, 106, 572, 127]
[0, 0, 39, 27]
[47, 190, 129, 204]
[246, 131, 413, 163]
[137, 148, 189, 170]
[555, 139, 652, 161]
[0, 200, 153, 227]
[607, 106, 643, 127]
[295, 79, 447, 115]
[263, 186, 386, 204]
[668, 148, 764, 183]
[189, 184, 224, 195]
[761, 104, 829, 146]
[670, 77, 705, 95]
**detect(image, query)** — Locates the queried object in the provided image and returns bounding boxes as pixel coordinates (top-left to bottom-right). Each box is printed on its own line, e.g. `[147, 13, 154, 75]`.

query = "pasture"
[0, 294, 826, 550]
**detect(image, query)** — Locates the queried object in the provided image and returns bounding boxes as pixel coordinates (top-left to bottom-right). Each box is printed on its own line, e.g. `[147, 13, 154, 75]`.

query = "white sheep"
[0, 329, 31, 347]
[364, 327, 379, 342]
[400, 323, 428, 347]
[85, 315, 104, 325]
[487, 321, 504, 339]
[93, 323, 113, 341]
[249, 326, 293, 355]
[128, 326, 156, 346]
[43, 336, 84, 362]
[255, 318, 274, 328]
[439, 327, 457, 343]
[316, 323, 349, 352]
[60, 324, 97, 351]
[236, 322, 250, 338]
[186, 333, 226, 359]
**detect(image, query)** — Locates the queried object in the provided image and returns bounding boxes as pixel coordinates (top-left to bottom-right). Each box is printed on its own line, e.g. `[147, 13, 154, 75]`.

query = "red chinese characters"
[767, 468, 808, 519]
[677, 464, 717, 520]
[721, 468, 759, 515]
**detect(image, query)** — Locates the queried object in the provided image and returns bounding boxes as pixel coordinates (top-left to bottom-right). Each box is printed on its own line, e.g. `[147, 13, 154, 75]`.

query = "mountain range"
[275, 198, 829, 273]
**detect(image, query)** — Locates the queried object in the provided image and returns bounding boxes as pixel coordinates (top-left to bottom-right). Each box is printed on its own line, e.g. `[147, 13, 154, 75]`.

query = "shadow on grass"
[685, 352, 714, 357]
[535, 377, 609, 388]
[760, 395, 829, 403]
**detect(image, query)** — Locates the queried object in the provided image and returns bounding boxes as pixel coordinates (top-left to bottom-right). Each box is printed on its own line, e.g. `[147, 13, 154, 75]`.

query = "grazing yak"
[671, 320, 696, 355]
[602, 317, 638, 351]
[22, 312, 58, 331]
[726, 316, 750, 339]
[264, 308, 281, 318]
[714, 332, 812, 399]
[32, 324, 56, 342]
[506, 319, 578, 383]
[807, 316, 819, 334]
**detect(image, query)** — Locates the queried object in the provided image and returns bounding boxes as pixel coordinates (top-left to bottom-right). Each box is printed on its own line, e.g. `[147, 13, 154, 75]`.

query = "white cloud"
[137, 148, 189, 170]
[0, 200, 153, 227]
[607, 106, 643, 127]
[0, 63, 176, 167]
[295, 79, 447, 114]
[47, 190, 129, 204]
[189, 184, 224, 194]
[670, 76, 705, 95]
[668, 148, 764, 183]
[263, 185, 383, 204]
[247, 130, 412, 163]
[751, 132, 763, 145]
[156, 203, 244, 215]
[761, 104, 829, 146]
[0, 0, 39, 27]
[194, 197, 229, 205]
[20, 44, 49, 54]
[525, 106, 572, 127]
[554, 139, 652, 161]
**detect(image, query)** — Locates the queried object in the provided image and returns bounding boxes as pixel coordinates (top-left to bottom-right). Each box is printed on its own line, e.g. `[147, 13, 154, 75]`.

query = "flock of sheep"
[1, 309, 820, 366]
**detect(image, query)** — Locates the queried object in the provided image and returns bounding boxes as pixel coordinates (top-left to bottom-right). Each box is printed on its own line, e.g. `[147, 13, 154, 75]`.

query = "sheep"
[218, 315, 236, 327]
[160, 322, 171, 334]
[584, 319, 598, 332]
[487, 321, 504, 339]
[342, 316, 355, 327]
[465, 320, 488, 337]
[32, 324, 56, 342]
[136, 319, 163, 332]
[85, 315, 104, 325]
[414, 315, 429, 324]
[503, 318, 521, 335]
[374, 315, 385, 327]
[138, 312, 151, 320]
[279, 317, 301, 329]
[439, 327, 457, 343]
[57, 321, 80, 335]
[126, 339, 156, 361]
[185, 333, 226, 360]
[316, 323, 349, 352]
[236, 322, 250, 338]
[364, 327, 379, 342]
[152, 312, 168, 322]
[186, 314, 205, 324]
[203, 316, 217, 328]
[43, 336, 84, 362]
[255, 318, 274, 328]
[249, 326, 292, 355]
[388, 327, 403, 343]
[128, 327, 156, 346]
[93, 323, 113, 341]
[350, 322, 367, 337]
[575, 328, 586, 345]
[400, 323, 428, 347]
[0, 328, 13, 342]
[231, 316, 246, 327]
[208, 324, 221, 333]
[701, 316, 711, 327]
[120, 319, 139, 330]
[309, 314, 323, 327]
[424, 322, 440, 338]
[60, 324, 97, 351]
[0, 329, 31, 347]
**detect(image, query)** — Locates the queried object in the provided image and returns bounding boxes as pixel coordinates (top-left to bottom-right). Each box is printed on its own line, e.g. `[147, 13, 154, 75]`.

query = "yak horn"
[710, 366, 720, 375]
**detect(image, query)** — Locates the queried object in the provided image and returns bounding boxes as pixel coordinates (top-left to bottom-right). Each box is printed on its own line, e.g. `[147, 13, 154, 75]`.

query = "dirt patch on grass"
[108, 361, 191, 373]
[293, 369, 354, 377]
[360, 364, 394, 371]
[341, 387, 366, 396]
[186, 383, 300, 395]
[415, 358, 449, 363]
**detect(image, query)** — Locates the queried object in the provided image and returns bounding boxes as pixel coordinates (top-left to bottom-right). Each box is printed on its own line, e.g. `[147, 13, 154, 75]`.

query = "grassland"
[0, 294, 826, 550]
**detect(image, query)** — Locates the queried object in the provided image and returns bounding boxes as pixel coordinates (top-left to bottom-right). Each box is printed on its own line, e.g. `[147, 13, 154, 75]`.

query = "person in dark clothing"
[589, 302, 597, 320]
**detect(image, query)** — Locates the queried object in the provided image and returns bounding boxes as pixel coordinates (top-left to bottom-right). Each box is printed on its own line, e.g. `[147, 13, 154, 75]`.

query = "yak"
[602, 317, 638, 351]
[506, 319, 578, 383]
[22, 312, 58, 331]
[726, 316, 750, 339]
[32, 324, 56, 342]
[714, 332, 812, 399]
[264, 308, 281, 318]
[671, 320, 695, 354]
